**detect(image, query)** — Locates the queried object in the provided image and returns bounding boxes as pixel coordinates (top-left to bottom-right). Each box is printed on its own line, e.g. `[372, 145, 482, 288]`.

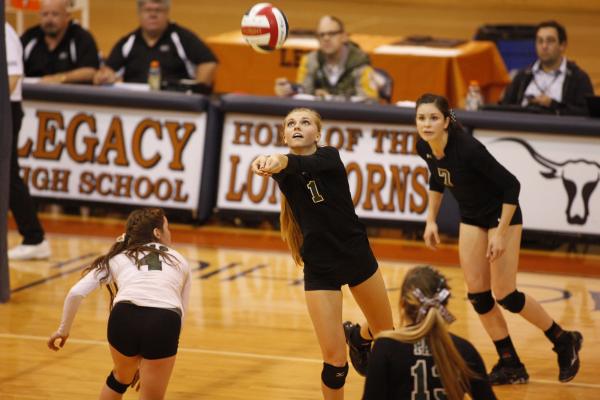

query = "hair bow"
[449, 108, 457, 123]
[412, 287, 456, 324]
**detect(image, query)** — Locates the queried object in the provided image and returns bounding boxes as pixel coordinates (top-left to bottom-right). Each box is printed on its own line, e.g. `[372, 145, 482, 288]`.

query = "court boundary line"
[2, 332, 599, 389]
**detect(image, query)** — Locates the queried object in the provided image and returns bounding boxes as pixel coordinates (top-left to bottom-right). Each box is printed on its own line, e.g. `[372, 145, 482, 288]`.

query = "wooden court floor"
[2, 215, 600, 399]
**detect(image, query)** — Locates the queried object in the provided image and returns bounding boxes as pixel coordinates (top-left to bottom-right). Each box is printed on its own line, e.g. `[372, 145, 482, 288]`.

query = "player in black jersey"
[414, 93, 583, 385]
[363, 265, 496, 400]
[251, 108, 394, 399]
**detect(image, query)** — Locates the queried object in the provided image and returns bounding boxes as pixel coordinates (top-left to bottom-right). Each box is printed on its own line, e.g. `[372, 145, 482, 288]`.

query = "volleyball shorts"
[303, 238, 379, 291]
[107, 302, 181, 359]
[461, 205, 523, 229]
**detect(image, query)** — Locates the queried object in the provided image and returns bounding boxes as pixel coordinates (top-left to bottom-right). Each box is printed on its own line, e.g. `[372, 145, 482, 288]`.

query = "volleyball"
[241, 3, 289, 53]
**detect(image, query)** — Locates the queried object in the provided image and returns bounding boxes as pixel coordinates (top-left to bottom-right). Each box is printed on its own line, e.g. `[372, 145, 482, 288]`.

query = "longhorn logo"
[495, 138, 600, 225]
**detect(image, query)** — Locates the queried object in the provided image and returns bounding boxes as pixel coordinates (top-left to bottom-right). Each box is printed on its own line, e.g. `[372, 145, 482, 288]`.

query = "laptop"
[586, 96, 600, 118]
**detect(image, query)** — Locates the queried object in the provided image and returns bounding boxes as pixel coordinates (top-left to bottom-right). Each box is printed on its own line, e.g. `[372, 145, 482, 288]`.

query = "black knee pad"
[321, 362, 349, 389]
[467, 290, 495, 314]
[106, 371, 129, 394]
[497, 290, 526, 313]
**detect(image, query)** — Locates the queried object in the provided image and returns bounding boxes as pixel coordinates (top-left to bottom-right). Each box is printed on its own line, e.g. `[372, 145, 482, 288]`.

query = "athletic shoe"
[343, 321, 371, 376]
[8, 240, 51, 260]
[554, 331, 583, 382]
[489, 360, 529, 385]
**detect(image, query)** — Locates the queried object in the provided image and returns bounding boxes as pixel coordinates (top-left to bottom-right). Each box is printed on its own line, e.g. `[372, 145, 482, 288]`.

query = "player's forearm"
[57, 292, 85, 335]
[426, 190, 443, 223]
[496, 203, 517, 235]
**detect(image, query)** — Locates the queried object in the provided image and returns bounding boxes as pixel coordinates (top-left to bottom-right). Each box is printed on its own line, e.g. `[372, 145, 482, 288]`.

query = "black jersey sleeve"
[362, 338, 392, 399]
[283, 146, 343, 175]
[458, 339, 498, 400]
[466, 139, 520, 205]
[416, 139, 445, 193]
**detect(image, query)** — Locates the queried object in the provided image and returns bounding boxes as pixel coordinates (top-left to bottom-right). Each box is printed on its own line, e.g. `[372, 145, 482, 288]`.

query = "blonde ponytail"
[280, 194, 303, 266]
[379, 265, 480, 400]
[379, 308, 476, 400]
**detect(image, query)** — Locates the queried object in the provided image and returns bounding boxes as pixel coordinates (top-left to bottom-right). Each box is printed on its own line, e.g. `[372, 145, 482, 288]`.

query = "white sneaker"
[8, 240, 51, 260]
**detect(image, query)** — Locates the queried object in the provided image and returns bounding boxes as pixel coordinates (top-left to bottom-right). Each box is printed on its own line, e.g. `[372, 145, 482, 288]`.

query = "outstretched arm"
[47, 270, 105, 351]
[251, 154, 288, 176]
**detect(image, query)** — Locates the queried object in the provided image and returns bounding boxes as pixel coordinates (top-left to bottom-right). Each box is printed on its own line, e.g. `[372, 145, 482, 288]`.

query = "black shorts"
[303, 244, 379, 291]
[461, 205, 523, 229]
[107, 302, 181, 360]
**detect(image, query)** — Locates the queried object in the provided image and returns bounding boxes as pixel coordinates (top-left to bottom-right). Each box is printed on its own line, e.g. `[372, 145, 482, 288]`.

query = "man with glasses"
[274, 15, 379, 102]
[21, 0, 100, 84]
[94, 0, 217, 93]
[500, 20, 593, 115]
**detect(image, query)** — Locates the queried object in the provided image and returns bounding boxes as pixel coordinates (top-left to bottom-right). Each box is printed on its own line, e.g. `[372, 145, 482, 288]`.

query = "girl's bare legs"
[99, 345, 141, 400]
[138, 355, 177, 400]
[489, 225, 553, 330]
[349, 268, 394, 336]
[305, 290, 347, 400]
[459, 223, 510, 340]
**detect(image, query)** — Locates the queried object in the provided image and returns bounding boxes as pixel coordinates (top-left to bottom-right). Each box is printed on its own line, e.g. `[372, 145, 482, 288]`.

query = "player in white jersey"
[48, 208, 191, 400]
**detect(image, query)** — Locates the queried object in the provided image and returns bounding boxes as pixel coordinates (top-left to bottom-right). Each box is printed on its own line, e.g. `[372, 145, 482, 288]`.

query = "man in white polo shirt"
[5, 22, 51, 260]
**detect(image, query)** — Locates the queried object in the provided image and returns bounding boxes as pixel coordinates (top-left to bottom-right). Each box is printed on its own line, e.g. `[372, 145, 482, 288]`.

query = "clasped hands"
[251, 154, 288, 176]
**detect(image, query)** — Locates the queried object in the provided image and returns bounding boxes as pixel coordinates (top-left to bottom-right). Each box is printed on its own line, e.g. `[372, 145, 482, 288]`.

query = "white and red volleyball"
[241, 3, 288, 53]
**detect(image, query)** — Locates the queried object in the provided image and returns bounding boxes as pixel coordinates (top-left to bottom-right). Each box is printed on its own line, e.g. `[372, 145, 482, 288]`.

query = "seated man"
[94, 0, 218, 93]
[21, 0, 100, 84]
[500, 20, 594, 116]
[274, 15, 379, 102]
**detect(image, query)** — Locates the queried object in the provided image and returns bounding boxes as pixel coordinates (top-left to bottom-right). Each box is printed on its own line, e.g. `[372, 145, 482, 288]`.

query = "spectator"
[274, 16, 379, 102]
[94, 0, 218, 93]
[5, 22, 51, 260]
[21, 0, 100, 84]
[500, 20, 594, 116]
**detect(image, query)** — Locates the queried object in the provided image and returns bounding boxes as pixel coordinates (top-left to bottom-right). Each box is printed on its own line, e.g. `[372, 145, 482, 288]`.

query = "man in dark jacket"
[500, 20, 594, 116]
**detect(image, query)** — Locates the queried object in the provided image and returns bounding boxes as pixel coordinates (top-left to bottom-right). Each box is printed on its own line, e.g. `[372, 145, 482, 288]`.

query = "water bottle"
[465, 80, 484, 111]
[148, 60, 161, 91]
